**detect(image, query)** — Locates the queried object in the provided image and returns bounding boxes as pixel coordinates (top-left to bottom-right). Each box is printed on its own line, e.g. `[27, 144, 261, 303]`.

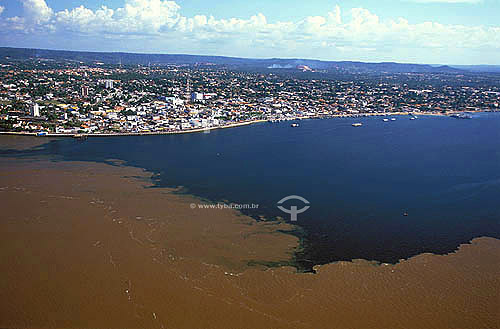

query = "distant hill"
[0, 46, 466, 74]
[450, 65, 500, 73]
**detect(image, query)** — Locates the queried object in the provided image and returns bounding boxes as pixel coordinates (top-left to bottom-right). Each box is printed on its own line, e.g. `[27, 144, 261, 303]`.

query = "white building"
[191, 92, 204, 102]
[189, 119, 202, 127]
[203, 93, 217, 99]
[30, 103, 40, 117]
[106, 112, 118, 120]
[165, 97, 184, 106]
[105, 80, 114, 89]
[81, 86, 89, 97]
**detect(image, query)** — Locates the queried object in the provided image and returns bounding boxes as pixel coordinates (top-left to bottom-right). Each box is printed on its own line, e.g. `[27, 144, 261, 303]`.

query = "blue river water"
[3, 113, 500, 270]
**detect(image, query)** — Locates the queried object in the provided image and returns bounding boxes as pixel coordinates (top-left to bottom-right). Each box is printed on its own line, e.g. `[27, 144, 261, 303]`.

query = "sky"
[0, 0, 499, 65]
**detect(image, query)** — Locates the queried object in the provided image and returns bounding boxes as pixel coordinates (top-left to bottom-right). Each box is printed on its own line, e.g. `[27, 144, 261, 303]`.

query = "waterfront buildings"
[0, 59, 499, 135]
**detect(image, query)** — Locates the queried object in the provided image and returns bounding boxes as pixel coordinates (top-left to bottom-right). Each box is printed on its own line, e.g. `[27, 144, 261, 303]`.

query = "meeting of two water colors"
[8, 113, 500, 270]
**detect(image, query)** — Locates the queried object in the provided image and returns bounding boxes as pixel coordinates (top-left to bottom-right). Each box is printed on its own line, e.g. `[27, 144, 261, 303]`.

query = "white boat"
[390, 118, 396, 121]
[352, 123, 363, 127]
[383, 118, 389, 122]
[291, 123, 299, 127]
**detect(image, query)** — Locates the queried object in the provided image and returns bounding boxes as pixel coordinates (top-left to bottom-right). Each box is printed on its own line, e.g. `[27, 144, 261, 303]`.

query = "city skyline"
[0, 0, 499, 65]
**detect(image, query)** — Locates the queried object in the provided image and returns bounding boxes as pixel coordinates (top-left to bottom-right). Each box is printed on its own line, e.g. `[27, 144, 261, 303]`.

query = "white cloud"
[328, 5, 342, 25]
[21, 0, 53, 24]
[0, 0, 499, 64]
[55, 0, 180, 34]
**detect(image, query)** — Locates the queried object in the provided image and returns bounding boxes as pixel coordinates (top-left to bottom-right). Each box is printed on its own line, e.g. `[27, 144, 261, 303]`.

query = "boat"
[409, 117, 416, 120]
[390, 118, 396, 121]
[352, 123, 363, 127]
[73, 134, 88, 139]
[383, 118, 389, 122]
[450, 113, 472, 119]
[291, 123, 299, 127]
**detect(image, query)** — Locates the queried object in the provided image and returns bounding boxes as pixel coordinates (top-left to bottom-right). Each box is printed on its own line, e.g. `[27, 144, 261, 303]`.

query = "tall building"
[30, 103, 40, 117]
[185, 77, 191, 99]
[81, 86, 89, 97]
[105, 80, 114, 89]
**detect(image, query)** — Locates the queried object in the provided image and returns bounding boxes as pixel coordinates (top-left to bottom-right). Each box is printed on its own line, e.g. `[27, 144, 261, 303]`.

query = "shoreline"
[0, 119, 268, 138]
[2, 110, 492, 138]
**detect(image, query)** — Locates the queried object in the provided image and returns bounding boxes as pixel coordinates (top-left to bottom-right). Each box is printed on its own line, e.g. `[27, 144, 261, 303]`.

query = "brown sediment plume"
[0, 157, 499, 329]
[0, 135, 56, 150]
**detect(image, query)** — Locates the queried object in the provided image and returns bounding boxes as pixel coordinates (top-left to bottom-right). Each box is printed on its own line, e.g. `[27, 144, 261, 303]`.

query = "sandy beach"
[0, 138, 499, 329]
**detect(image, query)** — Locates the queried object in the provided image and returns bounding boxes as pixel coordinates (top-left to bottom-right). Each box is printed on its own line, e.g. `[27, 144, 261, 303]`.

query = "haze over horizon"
[0, 0, 499, 65]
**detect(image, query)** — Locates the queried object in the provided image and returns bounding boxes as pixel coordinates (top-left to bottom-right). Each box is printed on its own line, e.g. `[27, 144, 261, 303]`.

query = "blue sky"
[0, 0, 499, 64]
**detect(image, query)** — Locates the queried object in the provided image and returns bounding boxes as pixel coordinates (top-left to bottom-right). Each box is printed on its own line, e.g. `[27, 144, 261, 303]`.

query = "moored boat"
[73, 134, 88, 139]
[450, 113, 472, 119]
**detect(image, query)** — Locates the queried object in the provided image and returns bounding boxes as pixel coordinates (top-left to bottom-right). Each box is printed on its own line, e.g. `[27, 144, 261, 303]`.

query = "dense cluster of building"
[0, 60, 499, 135]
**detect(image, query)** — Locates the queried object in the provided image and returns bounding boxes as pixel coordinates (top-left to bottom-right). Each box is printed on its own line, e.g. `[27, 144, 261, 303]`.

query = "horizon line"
[1, 46, 499, 68]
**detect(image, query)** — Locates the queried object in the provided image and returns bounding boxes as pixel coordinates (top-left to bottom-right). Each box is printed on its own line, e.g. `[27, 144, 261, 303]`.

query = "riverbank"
[0, 119, 269, 138]
[2, 111, 493, 138]
[0, 112, 447, 138]
[0, 152, 498, 329]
